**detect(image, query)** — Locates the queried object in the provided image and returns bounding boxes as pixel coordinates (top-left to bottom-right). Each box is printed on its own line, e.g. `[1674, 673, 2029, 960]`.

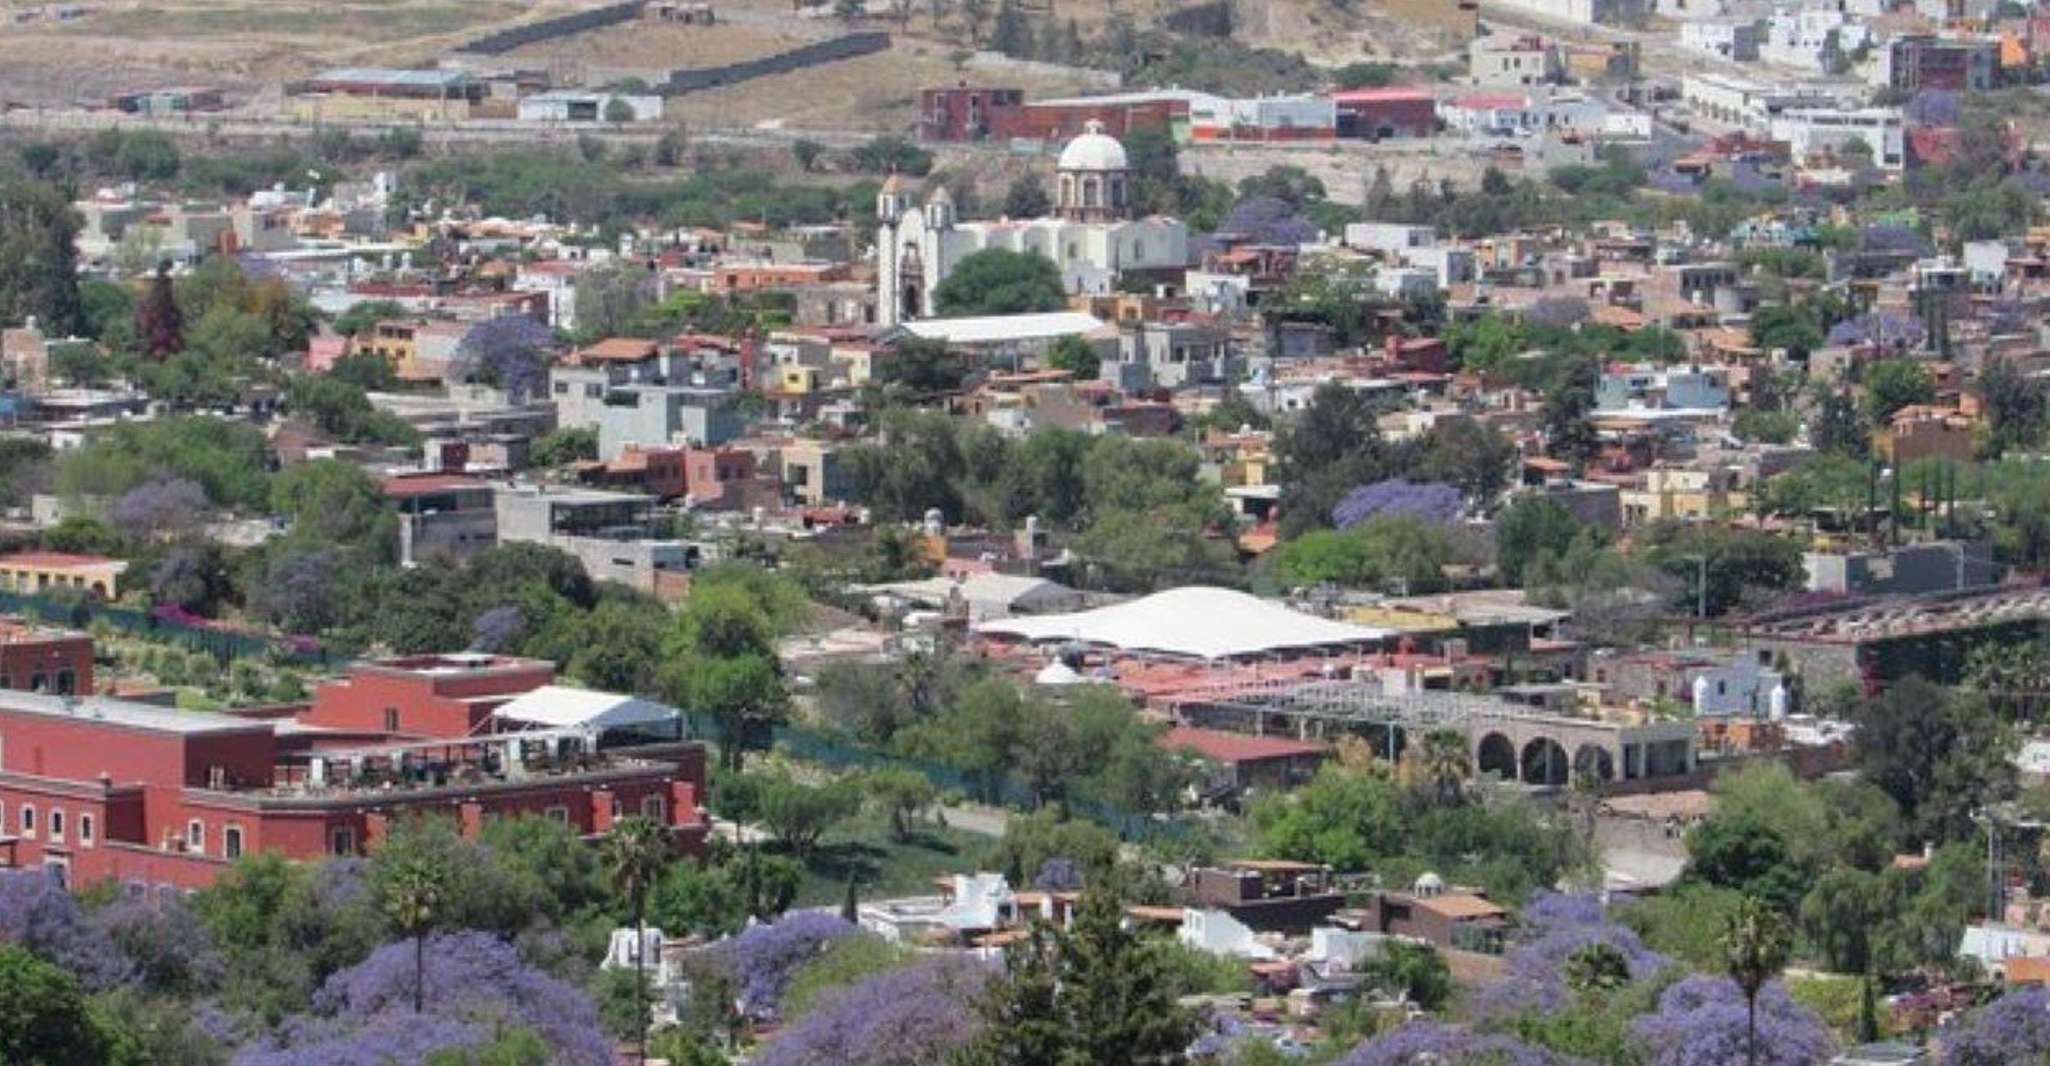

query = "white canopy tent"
[974, 586, 1394, 661]
[490, 685, 683, 733]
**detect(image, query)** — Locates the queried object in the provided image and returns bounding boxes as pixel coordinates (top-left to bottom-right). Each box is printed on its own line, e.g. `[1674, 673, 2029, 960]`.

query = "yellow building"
[0, 552, 128, 599]
[284, 68, 485, 123]
[1621, 468, 1741, 526]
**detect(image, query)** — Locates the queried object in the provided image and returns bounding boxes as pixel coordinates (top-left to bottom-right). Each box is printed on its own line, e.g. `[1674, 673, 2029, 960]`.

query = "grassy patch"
[789, 810, 988, 907]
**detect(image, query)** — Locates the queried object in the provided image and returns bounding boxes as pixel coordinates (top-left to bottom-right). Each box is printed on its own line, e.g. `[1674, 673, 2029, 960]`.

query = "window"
[19, 805, 33, 837]
[329, 827, 357, 856]
[383, 708, 400, 732]
[185, 820, 204, 851]
[544, 806, 569, 825]
[224, 826, 243, 860]
[78, 815, 92, 846]
[47, 809, 61, 842]
[640, 795, 666, 822]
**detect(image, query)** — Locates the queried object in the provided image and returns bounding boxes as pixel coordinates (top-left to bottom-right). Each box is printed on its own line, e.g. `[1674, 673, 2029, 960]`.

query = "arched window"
[1082, 177, 1101, 209]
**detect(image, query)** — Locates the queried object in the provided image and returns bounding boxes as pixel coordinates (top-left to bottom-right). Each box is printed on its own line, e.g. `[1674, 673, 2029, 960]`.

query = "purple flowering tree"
[468, 605, 525, 654]
[449, 316, 555, 404]
[1905, 90, 1960, 127]
[1525, 297, 1591, 331]
[1331, 479, 1465, 530]
[1218, 196, 1320, 247]
[751, 955, 991, 1066]
[704, 912, 860, 1019]
[0, 869, 130, 990]
[109, 478, 211, 541]
[234, 1014, 493, 1066]
[238, 930, 611, 1066]
[1940, 985, 2050, 1065]
[1631, 975, 1833, 1066]
[1472, 892, 1669, 1021]
[92, 893, 224, 996]
[1335, 1019, 1585, 1066]
[1825, 312, 1924, 350]
[260, 548, 343, 636]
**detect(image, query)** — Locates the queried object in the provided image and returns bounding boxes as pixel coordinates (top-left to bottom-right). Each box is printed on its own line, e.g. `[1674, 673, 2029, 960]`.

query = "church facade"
[875, 120, 1189, 327]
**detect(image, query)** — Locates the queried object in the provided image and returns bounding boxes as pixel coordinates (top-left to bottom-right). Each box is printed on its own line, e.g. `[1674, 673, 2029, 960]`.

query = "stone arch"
[1082, 175, 1102, 209]
[1521, 737, 1569, 786]
[1572, 744, 1615, 783]
[1477, 732, 1517, 780]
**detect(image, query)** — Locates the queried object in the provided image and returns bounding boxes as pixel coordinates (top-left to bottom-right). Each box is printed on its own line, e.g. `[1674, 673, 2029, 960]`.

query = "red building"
[919, 86, 1026, 142]
[299, 653, 555, 738]
[1011, 97, 1183, 142]
[0, 620, 93, 696]
[0, 653, 709, 891]
[1332, 88, 1437, 140]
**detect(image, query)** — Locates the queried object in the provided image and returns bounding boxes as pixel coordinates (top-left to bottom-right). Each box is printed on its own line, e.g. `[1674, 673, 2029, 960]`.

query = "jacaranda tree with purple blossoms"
[752, 954, 990, 1066]
[0, 868, 130, 991]
[237, 930, 611, 1066]
[1334, 1019, 1583, 1066]
[1631, 975, 1835, 1066]
[1941, 984, 2050, 1065]
[706, 912, 859, 1020]
[1331, 479, 1466, 530]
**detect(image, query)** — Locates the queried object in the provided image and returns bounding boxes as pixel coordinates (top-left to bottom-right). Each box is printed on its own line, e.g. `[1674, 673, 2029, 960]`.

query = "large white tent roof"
[974, 586, 1394, 660]
[490, 685, 681, 732]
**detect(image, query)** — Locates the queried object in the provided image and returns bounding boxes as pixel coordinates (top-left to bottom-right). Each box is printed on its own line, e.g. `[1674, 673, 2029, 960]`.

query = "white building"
[1441, 90, 1608, 137]
[517, 90, 665, 123]
[1769, 107, 1905, 171]
[1484, 0, 1644, 25]
[1680, 73, 1841, 130]
[1679, 18, 1762, 61]
[1344, 222, 1437, 255]
[1758, 8, 1868, 73]
[1469, 34, 1564, 88]
[874, 121, 1188, 327]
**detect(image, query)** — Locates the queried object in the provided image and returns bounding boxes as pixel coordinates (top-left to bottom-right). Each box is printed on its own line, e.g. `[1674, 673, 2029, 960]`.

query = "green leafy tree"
[752, 771, 858, 857]
[1542, 357, 1600, 469]
[1367, 939, 1452, 1010]
[530, 426, 600, 468]
[933, 249, 1065, 316]
[1042, 335, 1099, 379]
[0, 176, 84, 336]
[660, 577, 792, 771]
[375, 843, 450, 1013]
[957, 888, 1197, 1065]
[333, 299, 406, 339]
[1494, 496, 1586, 586]
[1003, 175, 1051, 218]
[0, 944, 111, 1065]
[603, 815, 672, 1066]
[1979, 355, 2048, 458]
[864, 767, 940, 841]
[1724, 895, 1793, 1066]
[1863, 358, 1936, 425]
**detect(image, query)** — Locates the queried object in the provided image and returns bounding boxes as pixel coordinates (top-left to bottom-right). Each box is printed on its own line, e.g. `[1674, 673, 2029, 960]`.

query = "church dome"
[1057, 119, 1128, 172]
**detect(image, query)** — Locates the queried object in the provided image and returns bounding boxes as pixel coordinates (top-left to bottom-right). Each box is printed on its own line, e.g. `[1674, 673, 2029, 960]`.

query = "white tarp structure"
[491, 685, 682, 732]
[865, 572, 1084, 621]
[975, 586, 1394, 660]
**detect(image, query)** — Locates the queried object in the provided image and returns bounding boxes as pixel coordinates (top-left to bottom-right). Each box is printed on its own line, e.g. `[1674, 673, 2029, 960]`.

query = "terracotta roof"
[1414, 892, 1508, 921]
[0, 551, 121, 569]
[2006, 955, 2050, 984]
[1162, 726, 1325, 764]
[575, 338, 659, 362]
[382, 474, 490, 498]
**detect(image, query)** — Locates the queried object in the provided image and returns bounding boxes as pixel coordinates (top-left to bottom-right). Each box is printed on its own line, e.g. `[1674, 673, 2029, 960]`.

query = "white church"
[874, 120, 1190, 327]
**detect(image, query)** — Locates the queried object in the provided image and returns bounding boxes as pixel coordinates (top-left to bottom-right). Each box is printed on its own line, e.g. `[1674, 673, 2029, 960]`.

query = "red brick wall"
[0, 637, 93, 695]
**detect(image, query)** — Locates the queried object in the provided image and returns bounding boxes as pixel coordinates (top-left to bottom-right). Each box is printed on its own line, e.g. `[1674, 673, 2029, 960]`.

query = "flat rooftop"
[0, 691, 267, 736]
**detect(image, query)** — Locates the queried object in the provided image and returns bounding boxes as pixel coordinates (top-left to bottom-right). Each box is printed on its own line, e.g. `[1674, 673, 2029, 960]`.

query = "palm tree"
[377, 854, 447, 1014]
[1724, 895, 1792, 1066]
[603, 815, 672, 1066]
[1417, 729, 1471, 807]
